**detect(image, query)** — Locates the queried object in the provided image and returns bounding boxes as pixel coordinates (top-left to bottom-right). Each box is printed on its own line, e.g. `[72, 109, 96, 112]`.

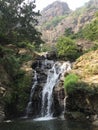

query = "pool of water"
[0, 118, 97, 130]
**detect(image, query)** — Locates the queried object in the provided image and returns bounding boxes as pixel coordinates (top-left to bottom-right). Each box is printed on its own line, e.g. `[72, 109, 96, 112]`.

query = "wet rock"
[46, 51, 57, 60]
[92, 119, 98, 126]
[65, 88, 98, 121]
[0, 106, 5, 122]
[27, 54, 71, 118]
[64, 111, 86, 121]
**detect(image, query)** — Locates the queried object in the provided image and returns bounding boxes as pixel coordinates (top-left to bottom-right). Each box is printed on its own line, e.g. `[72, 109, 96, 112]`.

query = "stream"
[0, 118, 97, 130]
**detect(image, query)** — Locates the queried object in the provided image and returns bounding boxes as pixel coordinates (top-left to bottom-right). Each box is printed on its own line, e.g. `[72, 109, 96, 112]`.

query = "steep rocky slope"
[72, 50, 98, 84]
[65, 50, 98, 121]
[39, 1, 71, 24]
[39, 0, 98, 44]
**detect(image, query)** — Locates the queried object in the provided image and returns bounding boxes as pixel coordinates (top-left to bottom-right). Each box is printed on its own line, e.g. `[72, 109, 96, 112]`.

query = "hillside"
[64, 50, 98, 121]
[72, 50, 98, 84]
[39, 1, 71, 24]
[39, 0, 98, 44]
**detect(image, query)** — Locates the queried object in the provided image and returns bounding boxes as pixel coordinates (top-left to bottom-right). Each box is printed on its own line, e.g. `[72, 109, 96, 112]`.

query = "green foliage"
[40, 44, 51, 52]
[40, 43, 56, 52]
[91, 43, 98, 50]
[64, 74, 79, 94]
[95, 12, 98, 17]
[0, 45, 14, 59]
[0, 0, 43, 117]
[71, 6, 87, 19]
[64, 74, 95, 95]
[4, 70, 31, 116]
[2, 55, 20, 77]
[56, 37, 81, 61]
[43, 15, 66, 29]
[14, 70, 31, 113]
[83, 21, 98, 41]
[64, 28, 73, 37]
[86, 43, 98, 52]
[0, 0, 42, 45]
[76, 13, 98, 41]
[64, 28, 77, 39]
[0, 41, 34, 117]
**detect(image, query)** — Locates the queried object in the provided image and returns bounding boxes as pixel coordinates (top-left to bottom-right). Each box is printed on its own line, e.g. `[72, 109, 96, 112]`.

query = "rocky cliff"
[65, 50, 98, 121]
[72, 50, 98, 84]
[39, 1, 71, 24]
[39, 0, 98, 44]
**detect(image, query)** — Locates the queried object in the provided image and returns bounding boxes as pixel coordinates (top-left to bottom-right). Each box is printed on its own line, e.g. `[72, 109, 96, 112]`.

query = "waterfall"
[41, 61, 71, 118]
[26, 70, 38, 116]
[64, 96, 68, 113]
[26, 55, 71, 119]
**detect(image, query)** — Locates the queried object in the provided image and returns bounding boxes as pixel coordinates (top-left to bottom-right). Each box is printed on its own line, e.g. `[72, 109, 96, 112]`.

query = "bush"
[89, 43, 98, 51]
[44, 15, 66, 29]
[4, 70, 32, 117]
[64, 74, 79, 94]
[64, 74, 95, 95]
[56, 37, 81, 61]
[14, 71, 31, 113]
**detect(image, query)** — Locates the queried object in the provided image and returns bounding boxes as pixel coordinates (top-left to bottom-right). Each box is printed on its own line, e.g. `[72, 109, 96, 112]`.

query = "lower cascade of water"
[26, 58, 71, 119]
[26, 71, 38, 116]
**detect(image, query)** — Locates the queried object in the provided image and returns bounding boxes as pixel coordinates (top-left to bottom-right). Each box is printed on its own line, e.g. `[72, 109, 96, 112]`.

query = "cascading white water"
[64, 96, 68, 113]
[41, 61, 71, 118]
[26, 70, 38, 116]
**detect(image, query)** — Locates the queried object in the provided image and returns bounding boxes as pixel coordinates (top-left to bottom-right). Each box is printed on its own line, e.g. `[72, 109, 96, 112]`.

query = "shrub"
[56, 37, 81, 61]
[44, 15, 66, 29]
[64, 74, 96, 95]
[89, 43, 98, 51]
[4, 70, 32, 116]
[64, 74, 79, 94]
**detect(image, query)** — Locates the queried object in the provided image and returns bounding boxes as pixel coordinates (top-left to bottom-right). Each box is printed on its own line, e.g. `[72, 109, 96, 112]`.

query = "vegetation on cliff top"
[76, 12, 98, 41]
[39, 0, 98, 44]
[56, 37, 81, 61]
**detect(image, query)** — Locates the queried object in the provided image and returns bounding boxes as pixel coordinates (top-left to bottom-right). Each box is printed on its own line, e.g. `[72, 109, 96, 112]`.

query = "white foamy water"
[26, 71, 38, 116]
[33, 116, 56, 121]
[41, 61, 71, 118]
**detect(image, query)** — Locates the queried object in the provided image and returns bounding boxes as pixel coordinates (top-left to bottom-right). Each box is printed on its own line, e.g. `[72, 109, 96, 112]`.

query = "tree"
[76, 12, 98, 41]
[56, 37, 80, 61]
[0, 0, 44, 117]
[0, 0, 42, 46]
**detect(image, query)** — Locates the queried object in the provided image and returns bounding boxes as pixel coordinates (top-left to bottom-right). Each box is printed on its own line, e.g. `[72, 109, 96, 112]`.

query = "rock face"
[38, 0, 98, 44]
[65, 90, 98, 121]
[65, 50, 98, 121]
[39, 1, 71, 24]
[53, 81, 66, 116]
[26, 53, 71, 117]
